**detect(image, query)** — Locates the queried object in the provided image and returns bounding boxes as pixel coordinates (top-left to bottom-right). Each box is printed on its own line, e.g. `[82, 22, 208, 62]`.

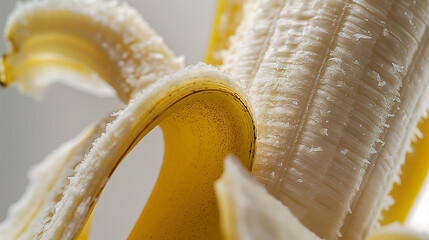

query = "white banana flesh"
[216, 157, 429, 240]
[215, 156, 321, 240]
[223, 0, 429, 239]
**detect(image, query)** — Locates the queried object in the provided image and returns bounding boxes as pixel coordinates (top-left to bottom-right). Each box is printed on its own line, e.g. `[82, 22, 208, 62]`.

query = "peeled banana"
[1, 0, 429, 240]
[223, 0, 429, 239]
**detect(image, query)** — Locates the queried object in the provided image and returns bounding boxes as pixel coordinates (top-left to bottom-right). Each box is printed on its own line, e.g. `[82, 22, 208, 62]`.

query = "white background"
[0, 0, 215, 239]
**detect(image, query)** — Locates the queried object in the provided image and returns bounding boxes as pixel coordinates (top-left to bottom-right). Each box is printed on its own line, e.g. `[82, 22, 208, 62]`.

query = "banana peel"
[1, 0, 429, 240]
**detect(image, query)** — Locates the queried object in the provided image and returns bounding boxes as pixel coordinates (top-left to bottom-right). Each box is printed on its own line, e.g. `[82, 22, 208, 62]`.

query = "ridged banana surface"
[1, 0, 429, 240]
[223, 0, 429, 239]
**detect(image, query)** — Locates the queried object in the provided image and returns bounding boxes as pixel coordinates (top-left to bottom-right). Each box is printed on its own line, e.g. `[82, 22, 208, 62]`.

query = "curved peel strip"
[215, 156, 320, 240]
[2, 0, 183, 101]
[14, 65, 254, 240]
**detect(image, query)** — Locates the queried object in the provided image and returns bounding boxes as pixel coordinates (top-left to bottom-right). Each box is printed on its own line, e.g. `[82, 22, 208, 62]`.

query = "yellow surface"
[205, 0, 245, 65]
[381, 117, 429, 225]
[129, 91, 254, 239]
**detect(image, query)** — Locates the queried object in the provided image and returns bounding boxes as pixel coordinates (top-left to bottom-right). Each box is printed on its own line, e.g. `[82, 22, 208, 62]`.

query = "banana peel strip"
[2, 0, 183, 101]
[1, 64, 255, 239]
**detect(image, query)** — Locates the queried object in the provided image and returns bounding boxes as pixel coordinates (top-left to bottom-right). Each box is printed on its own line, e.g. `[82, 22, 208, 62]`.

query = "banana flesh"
[215, 156, 321, 240]
[215, 157, 429, 240]
[223, 0, 429, 239]
[1, 0, 429, 239]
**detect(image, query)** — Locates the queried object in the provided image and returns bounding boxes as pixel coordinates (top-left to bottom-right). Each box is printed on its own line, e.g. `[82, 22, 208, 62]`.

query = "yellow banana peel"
[1, 0, 429, 240]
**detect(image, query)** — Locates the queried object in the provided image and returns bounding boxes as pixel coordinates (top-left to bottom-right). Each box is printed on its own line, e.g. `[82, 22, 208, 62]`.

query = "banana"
[1, 0, 429, 240]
